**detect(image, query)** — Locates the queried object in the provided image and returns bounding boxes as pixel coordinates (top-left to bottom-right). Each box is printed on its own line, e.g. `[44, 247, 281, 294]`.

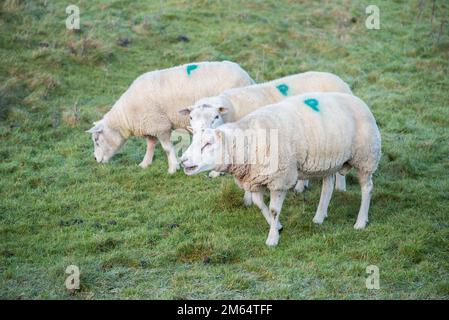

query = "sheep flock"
[87, 61, 381, 246]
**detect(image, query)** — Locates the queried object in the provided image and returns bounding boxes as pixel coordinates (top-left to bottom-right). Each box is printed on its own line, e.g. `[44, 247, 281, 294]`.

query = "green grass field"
[1, 0, 448, 299]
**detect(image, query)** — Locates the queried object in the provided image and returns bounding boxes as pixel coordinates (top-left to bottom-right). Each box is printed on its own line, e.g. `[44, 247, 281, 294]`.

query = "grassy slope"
[1, 0, 448, 299]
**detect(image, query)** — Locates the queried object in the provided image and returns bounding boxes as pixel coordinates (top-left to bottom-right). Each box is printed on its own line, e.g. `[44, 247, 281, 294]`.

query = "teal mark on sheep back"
[276, 83, 289, 96]
[304, 98, 319, 111]
[186, 64, 198, 76]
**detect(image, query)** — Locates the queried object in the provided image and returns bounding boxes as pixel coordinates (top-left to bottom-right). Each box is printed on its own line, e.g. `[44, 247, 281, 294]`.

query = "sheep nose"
[180, 158, 187, 167]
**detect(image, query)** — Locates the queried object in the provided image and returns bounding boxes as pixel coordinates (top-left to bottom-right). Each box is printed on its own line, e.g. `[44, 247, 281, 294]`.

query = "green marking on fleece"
[276, 83, 289, 96]
[186, 64, 198, 75]
[304, 98, 319, 111]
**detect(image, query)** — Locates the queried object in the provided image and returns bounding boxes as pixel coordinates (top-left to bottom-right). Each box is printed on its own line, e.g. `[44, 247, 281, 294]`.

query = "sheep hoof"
[336, 186, 346, 192]
[168, 166, 178, 174]
[139, 161, 152, 169]
[208, 171, 222, 178]
[265, 237, 279, 247]
[265, 229, 279, 246]
[354, 220, 368, 230]
[312, 216, 325, 224]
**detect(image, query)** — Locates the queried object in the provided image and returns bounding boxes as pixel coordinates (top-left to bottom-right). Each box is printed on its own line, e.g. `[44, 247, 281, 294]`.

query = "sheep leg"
[335, 173, 346, 192]
[294, 179, 309, 193]
[158, 132, 179, 174]
[251, 191, 282, 230]
[251, 191, 271, 225]
[266, 190, 287, 246]
[313, 175, 335, 224]
[354, 171, 373, 229]
[139, 136, 157, 169]
[233, 178, 253, 206]
[243, 191, 253, 207]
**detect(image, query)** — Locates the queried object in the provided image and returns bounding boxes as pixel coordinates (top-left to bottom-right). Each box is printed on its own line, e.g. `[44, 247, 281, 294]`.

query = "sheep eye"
[201, 142, 211, 152]
[189, 116, 192, 120]
[214, 115, 219, 120]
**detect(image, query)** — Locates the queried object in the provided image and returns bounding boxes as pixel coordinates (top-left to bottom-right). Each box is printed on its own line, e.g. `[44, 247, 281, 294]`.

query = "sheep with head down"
[87, 61, 254, 173]
[181, 92, 381, 246]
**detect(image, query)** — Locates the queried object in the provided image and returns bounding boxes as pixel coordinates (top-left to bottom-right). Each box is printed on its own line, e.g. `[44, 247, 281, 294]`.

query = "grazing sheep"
[86, 61, 254, 173]
[179, 71, 352, 191]
[180, 92, 381, 246]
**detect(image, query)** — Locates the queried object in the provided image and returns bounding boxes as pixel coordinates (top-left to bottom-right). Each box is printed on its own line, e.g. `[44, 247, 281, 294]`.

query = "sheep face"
[86, 120, 125, 163]
[190, 105, 225, 133]
[180, 128, 222, 175]
[179, 97, 229, 133]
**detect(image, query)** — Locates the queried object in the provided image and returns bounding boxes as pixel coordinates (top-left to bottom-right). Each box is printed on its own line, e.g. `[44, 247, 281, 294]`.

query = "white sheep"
[179, 71, 352, 192]
[180, 92, 381, 246]
[86, 61, 254, 173]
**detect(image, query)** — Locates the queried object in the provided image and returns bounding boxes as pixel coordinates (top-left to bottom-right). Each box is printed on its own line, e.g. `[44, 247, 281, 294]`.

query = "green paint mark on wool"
[304, 98, 319, 111]
[186, 64, 198, 75]
[276, 84, 289, 96]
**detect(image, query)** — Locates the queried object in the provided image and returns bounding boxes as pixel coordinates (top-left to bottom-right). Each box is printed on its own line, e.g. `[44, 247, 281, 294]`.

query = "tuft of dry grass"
[65, 36, 115, 64]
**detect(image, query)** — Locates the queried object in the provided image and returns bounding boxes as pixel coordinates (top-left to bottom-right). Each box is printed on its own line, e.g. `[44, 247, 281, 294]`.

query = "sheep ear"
[217, 106, 229, 114]
[179, 108, 191, 116]
[214, 129, 223, 141]
[86, 122, 104, 134]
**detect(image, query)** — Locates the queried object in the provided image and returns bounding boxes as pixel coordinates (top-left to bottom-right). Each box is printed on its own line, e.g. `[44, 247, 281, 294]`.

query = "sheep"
[86, 61, 254, 173]
[179, 71, 352, 191]
[180, 92, 381, 246]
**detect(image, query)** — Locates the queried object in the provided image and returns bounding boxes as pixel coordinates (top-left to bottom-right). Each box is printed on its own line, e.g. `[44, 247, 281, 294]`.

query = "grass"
[1, 0, 448, 299]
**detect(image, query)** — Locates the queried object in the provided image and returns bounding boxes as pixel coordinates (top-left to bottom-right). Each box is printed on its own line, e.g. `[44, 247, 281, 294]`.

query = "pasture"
[1, 0, 448, 299]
